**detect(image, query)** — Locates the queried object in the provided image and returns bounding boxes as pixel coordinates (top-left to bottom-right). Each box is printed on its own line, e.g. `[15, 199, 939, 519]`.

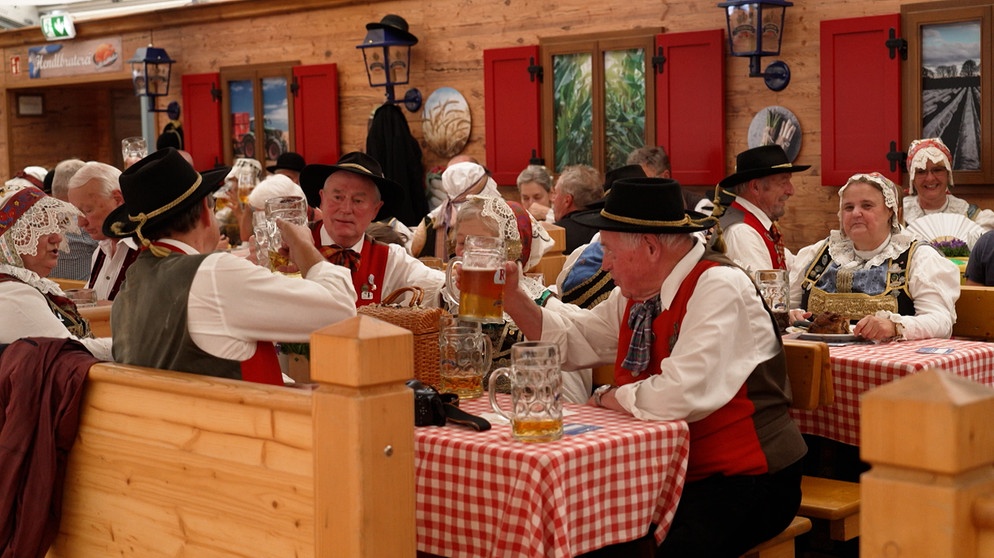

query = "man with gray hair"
[48, 159, 98, 280]
[67, 161, 138, 301]
[552, 164, 604, 254]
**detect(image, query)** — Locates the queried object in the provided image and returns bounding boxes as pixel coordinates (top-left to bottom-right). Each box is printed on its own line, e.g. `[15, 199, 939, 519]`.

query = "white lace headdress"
[0, 183, 81, 292]
[906, 138, 953, 193]
[838, 172, 902, 235]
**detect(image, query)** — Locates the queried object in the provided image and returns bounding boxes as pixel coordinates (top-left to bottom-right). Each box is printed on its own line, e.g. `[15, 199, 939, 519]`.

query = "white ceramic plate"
[797, 332, 863, 343]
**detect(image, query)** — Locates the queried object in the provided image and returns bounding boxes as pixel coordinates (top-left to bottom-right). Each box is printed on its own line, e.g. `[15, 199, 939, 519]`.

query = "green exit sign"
[41, 14, 76, 41]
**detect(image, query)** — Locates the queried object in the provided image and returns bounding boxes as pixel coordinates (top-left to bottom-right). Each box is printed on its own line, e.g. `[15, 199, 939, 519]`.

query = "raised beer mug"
[488, 341, 563, 442]
[755, 269, 789, 333]
[445, 235, 506, 323]
[439, 326, 493, 399]
[264, 195, 307, 277]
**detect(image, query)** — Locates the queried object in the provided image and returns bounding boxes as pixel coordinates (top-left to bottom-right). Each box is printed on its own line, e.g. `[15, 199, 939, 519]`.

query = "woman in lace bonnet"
[788, 172, 959, 341]
[0, 181, 112, 359]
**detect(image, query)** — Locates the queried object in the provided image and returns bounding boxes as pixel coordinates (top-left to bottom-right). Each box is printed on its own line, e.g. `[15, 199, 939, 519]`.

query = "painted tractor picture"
[232, 112, 288, 160]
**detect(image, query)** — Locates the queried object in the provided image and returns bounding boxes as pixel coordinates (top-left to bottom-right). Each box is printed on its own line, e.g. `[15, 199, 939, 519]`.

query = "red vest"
[614, 259, 770, 481]
[731, 201, 784, 270]
[310, 224, 390, 307]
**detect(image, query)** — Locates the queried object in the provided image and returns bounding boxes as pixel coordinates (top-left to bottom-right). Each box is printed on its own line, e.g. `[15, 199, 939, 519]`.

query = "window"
[540, 30, 658, 174]
[220, 62, 296, 168]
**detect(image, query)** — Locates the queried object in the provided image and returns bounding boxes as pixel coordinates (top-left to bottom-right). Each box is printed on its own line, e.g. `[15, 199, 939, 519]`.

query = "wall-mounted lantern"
[717, 0, 793, 92]
[356, 14, 422, 112]
[129, 45, 175, 112]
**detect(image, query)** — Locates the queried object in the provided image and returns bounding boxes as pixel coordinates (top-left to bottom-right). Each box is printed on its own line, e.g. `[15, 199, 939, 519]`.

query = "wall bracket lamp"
[356, 14, 422, 112]
[717, 0, 792, 92]
[129, 45, 175, 112]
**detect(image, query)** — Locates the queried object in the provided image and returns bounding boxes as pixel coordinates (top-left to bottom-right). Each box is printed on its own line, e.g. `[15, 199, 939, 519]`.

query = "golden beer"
[440, 373, 484, 399]
[512, 418, 563, 442]
[267, 249, 301, 278]
[459, 266, 504, 321]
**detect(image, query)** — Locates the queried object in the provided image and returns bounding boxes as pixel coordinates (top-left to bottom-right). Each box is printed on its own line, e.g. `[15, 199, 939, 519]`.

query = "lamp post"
[717, 0, 792, 92]
[128, 45, 176, 150]
[356, 14, 422, 112]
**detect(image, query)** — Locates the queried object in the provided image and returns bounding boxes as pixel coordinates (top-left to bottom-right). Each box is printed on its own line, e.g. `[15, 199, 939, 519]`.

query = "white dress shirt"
[160, 240, 358, 361]
[318, 227, 446, 307]
[87, 237, 139, 300]
[539, 241, 780, 422]
[722, 197, 795, 275]
[0, 279, 113, 360]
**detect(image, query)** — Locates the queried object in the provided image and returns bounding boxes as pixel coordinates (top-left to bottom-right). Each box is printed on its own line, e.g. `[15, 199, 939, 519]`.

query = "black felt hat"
[266, 151, 306, 174]
[299, 151, 403, 216]
[573, 177, 716, 234]
[365, 14, 418, 45]
[587, 164, 647, 210]
[718, 145, 810, 190]
[103, 147, 229, 239]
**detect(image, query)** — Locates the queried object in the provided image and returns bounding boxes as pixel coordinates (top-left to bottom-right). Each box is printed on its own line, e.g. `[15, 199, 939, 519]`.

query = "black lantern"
[128, 45, 175, 112]
[717, 0, 792, 91]
[356, 14, 422, 112]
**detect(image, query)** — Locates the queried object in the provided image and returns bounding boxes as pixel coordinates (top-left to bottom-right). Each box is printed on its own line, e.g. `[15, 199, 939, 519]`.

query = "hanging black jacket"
[365, 103, 428, 226]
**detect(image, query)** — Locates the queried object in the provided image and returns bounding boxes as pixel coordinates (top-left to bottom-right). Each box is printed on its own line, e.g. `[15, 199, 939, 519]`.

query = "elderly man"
[105, 148, 356, 384]
[47, 159, 98, 281]
[903, 137, 994, 230]
[301, 151, 444, 306]
[503, 177, 806, 557]
[710, 145, 810, 275]
[552, 164, 604, 254]
[67, 161, 139, 301]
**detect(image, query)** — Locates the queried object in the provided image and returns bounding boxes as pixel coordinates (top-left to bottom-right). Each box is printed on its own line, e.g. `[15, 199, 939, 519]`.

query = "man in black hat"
[267, 152, 306, 185]
[710, 144, 810, 275]
[300, 151, 444, 307]
[106, 148, 357, 385]
[502, 177, 806, 557]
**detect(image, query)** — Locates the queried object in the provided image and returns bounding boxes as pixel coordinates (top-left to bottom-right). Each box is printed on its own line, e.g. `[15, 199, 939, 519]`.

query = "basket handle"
[382, 286, 425, 306]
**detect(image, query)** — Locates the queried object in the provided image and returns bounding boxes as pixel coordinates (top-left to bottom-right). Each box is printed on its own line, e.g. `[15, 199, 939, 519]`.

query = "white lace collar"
[0, 263, 64, 295]
[826, 229, 915, 269]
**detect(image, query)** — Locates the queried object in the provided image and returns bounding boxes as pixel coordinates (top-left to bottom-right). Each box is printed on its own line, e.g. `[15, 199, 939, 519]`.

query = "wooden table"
[415, 395, 690, 558]
[791, 337, 994, 446]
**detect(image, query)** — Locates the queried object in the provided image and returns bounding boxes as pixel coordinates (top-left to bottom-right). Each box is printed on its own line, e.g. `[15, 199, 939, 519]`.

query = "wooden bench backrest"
[78, 304, 111, 338]
[528, 222, 567, 284]
[783, 338, 833, 410]
[953, 285, 994, 340]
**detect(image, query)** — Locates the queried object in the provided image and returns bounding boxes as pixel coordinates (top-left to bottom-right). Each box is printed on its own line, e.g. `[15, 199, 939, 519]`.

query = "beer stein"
[755, 269, 789, 333]
[444, 235, 506, 323]
[121, 136, 147, 168]
[488, 341, 563, 442]
[264, 196, 307, 276]
[439, 326, 493, 399]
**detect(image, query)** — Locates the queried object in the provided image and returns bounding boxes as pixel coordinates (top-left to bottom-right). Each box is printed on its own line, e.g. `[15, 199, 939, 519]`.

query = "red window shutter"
[181, 72, 222, 170]
[484, 45, 541, 186]
[655, 29, 726, 186]
[821, 14, 901, 186]
[293, 63, 340, 165]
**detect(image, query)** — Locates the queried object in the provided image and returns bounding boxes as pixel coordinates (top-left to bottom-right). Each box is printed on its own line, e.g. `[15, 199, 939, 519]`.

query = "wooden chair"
[783, 338, 861, 543]
[953, 285, 994, 340]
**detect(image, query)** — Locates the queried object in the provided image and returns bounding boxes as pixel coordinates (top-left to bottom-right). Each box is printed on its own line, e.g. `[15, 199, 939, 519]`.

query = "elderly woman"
[903, 137, 994, 230]
[789, 172, 960, 341]
[411, 162, 500, 260]
[516, 163, 554, 222]
[447, 195, 594, 402]
[0, 182, 112, 359]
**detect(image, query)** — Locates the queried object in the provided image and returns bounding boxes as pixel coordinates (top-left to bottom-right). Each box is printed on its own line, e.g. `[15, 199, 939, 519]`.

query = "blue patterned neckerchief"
[622, 295, 661, 376]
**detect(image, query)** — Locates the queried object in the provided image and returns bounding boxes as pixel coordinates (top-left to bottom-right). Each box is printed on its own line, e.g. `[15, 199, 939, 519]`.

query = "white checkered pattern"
[416, 396, 690, 557]
[791, 338, 994, 446]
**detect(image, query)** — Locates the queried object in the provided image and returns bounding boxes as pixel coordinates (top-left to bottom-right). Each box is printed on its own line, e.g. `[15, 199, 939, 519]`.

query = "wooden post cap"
[309, 315, 414, 387]
[862, 369, 994, 473]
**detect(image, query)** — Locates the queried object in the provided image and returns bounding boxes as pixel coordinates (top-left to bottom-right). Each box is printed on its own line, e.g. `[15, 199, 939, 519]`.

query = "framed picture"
[904, 4, 993, 185]
[16, 94, 43, 116]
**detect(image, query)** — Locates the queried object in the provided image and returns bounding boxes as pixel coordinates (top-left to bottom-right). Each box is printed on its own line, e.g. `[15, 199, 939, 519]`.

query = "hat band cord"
[337, 163, 378, 176]
[114, 174, 204, 258]
[600, 209, 714, 228]
[771, 162, 793, 169]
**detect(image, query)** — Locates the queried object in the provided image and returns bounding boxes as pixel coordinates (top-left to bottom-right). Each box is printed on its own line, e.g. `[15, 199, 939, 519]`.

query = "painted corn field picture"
[921, 20, 981, 171]
[553, 52, 593, 172]
[603, 48, 646, 172]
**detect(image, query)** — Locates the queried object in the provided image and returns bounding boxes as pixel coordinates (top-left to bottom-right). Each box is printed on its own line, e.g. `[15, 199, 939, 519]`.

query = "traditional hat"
[573, 177, 717, 234]
[839, 172, 903, 234]
[718, 145, 810, 189]
[365, 14, 418, 45]
[225, 157, 262, 184]
[299, 151, 403, 217]
[266, 151, 306, 174]
[906, 138, 954, 192]
[103, 148, 230, 247]
[0, 183, 80, 269]
[586, 164, 645, 210]
[247, 174, 306, 211]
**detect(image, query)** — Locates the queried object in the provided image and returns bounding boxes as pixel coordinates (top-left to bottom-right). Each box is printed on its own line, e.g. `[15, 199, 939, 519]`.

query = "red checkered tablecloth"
[415, 395, 690, 558]
[791, 338, 994, 446]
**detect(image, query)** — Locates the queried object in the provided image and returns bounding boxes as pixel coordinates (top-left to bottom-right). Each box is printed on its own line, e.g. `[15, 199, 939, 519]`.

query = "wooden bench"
[52, 277, 86, 291]
[528, 222, 567, 285]
[78, 304, 111, 338]
[740, 515, 812, 558]
[953, 285, 994, 340]
[45, 316, 415, 557]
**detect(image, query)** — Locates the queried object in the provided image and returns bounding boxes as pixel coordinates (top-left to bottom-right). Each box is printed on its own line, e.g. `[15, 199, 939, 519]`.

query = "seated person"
[500, 177, 805, 556]
[516, 163, 554, 222]
[551, 164, 604, 254]
[106, 148, 358, 385]
[966, 230, 994, 286]
[447, 195, 590, 401]
[903, 137, 994, 230]
[411, 161, 500, 260]
[789, 172, 960, 341]
[0, 182, 112, 360]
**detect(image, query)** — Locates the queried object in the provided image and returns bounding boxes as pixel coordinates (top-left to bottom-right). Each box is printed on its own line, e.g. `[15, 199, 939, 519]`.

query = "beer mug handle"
[443, 257, 463, 309]
[488, 367, 512, 422]
[479, 334, 493, 375]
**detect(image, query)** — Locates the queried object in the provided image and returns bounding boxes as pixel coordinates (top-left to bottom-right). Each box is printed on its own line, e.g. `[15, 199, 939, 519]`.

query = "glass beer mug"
[439, 326, 493, 399]
[264, 196, 307, 277]
[445, 235, 506, 323]
[488, 341, 563, 442]
[755, 269, 789, 333]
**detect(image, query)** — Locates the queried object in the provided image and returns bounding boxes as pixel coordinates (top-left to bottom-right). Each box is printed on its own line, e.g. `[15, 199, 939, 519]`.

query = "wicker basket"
[357, 286, 450, 388]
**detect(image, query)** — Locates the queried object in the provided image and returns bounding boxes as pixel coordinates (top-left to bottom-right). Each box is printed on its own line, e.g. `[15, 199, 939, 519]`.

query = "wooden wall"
[0, 0, 981, 251]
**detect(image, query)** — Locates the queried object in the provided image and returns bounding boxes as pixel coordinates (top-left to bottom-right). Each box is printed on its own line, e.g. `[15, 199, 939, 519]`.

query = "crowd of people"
[3, 132, 987, 557]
